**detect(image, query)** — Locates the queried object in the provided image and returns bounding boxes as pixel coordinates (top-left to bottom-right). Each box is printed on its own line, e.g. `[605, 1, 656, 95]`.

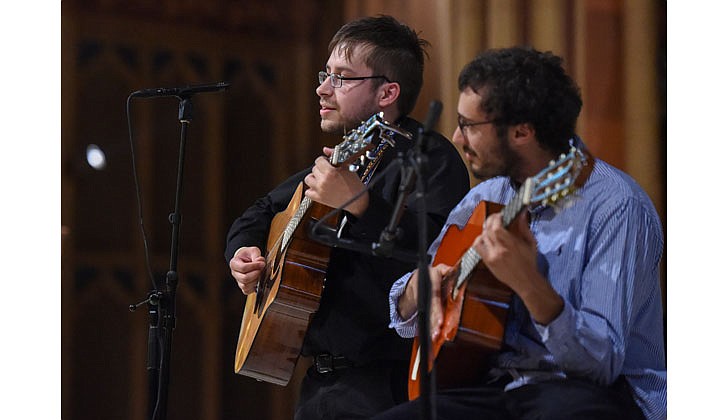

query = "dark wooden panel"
[581, 0, 625, 168]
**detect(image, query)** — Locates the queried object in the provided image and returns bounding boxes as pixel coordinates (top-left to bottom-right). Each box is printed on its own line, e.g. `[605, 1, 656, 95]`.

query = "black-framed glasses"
[318, 71, 392, 88]
[457, 116, 499, 137]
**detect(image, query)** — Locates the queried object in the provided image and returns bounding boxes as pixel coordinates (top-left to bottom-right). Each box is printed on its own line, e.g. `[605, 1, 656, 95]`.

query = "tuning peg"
[365, 150, 378, 160]
[348, 163, 360, 172]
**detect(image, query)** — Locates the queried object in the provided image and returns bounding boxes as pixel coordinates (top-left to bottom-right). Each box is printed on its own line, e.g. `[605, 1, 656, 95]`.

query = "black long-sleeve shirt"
[225, 116, 470, 364]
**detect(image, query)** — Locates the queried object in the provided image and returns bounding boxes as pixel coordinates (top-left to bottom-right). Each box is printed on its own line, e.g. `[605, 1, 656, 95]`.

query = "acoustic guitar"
[234, 112, 412, 386]
[408, 147, 588, 399]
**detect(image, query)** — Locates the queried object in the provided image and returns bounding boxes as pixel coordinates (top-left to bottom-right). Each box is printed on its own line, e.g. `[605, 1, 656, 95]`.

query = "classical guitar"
[234, 112, 412, 386]
[408, 147, 589, 399]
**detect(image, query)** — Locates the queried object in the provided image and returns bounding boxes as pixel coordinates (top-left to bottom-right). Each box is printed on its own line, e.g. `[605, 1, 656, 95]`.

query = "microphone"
[422, 100, 443, 133]
[131, 81, 231, 98]
[373, 100, 442, 258]
[415, 100, 442, 155]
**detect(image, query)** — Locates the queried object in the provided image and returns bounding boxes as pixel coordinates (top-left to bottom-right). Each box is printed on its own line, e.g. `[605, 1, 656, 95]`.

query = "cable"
[125, 94, 159, 292]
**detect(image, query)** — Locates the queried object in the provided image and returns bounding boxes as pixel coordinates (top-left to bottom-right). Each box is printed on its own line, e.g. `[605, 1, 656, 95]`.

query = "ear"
[510, 122, 536, 146]
[377, 82, 400, 109]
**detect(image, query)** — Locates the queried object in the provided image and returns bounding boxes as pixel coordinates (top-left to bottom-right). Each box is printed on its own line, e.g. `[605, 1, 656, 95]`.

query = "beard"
[470, 129, 520, 181]
[320, 100, 382, 136]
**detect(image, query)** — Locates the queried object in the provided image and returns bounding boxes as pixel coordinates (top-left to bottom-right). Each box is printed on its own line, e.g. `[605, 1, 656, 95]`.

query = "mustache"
[462, 145, 477, 156]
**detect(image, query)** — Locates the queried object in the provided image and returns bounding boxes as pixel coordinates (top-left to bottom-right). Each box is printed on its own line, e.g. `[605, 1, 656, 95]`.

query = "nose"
[316, 78, 332, 97]
[452, 126, 465, 147]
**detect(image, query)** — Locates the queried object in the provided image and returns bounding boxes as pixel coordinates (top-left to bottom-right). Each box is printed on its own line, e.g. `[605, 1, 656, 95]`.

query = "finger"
[483, 212, 498, 235]
[245, 247, 262, 260]
[303, 172, 317, 190]
[322, 146, 334, 157]
[431, 301, 442, 341]
[514, 211, 536, 246]
[314, 155, 331, 169]
[473, 231, 493, 260]
[241, 280, 257, 295]
[434, 264, 451, 277]
[429, 265, 447, 340]
[230, 256, 263, 272]
[234, 246, 262, 262]
[486, 212, 503, 230]
[235, 269, 263, 295]
[230, 262, 266, 289]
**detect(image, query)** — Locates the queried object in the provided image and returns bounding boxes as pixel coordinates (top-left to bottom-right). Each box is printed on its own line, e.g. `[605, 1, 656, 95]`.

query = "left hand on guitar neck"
[303, 146, 370, 217]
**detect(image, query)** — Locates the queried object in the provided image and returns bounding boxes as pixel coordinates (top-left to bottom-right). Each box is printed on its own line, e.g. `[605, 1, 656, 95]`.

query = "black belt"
[313, 353, 354, 374]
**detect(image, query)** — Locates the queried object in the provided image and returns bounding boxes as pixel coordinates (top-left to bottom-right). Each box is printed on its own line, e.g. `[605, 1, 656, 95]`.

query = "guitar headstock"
[329, 112, 413, 169]
[528, 146, 586, 208]
[502, 146, 587, 226]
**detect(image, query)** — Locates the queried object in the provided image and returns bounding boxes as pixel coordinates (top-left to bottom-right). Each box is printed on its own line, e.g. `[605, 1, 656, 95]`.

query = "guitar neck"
[453, 179, 533, 291]
[279, 196, 313, 253]
[501, 178, 533, 228]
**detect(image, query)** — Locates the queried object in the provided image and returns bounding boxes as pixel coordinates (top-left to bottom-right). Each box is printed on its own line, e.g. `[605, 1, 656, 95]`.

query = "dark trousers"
[294, 360, 409, 420]
[369, 376, 645, 420]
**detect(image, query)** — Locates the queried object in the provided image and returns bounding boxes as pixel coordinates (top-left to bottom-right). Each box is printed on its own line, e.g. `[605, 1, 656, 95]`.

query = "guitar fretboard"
[280, 196, 313, 253]
[455, 247, 481, 290]
[453, 178, 533, 293]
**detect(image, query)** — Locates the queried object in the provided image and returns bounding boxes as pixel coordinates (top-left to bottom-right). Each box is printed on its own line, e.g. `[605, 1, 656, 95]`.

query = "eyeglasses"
[457, 116, 499, 137]
[318, 71, 392, 88]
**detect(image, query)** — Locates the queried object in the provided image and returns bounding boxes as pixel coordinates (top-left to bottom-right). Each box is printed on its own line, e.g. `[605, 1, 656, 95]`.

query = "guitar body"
[234, 182, 336, 385]
[230, 112, 415, 385]
[407, 147, 590, 399]
[408, 200, 513, 399]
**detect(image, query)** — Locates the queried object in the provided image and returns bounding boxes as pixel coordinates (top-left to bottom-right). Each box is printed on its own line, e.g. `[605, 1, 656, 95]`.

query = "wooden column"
[573, 0, 625, 168]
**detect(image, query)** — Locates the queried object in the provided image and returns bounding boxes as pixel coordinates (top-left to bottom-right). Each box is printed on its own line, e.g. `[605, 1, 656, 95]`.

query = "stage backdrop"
[61, 1, 665, 419]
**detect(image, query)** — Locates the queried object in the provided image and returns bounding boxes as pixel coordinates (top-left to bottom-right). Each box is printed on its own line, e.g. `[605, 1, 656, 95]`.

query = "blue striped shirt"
[388, 142, 666, 419]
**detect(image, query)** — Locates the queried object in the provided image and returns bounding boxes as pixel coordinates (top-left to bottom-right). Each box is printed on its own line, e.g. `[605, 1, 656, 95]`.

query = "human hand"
[474, 211, 538, 292]
[397, 264, 452, 341]
[474, 211, 563, 324]
[428, 264, 452, 342]
[303, 147, 369, 216]
[229, 246, 266, 295]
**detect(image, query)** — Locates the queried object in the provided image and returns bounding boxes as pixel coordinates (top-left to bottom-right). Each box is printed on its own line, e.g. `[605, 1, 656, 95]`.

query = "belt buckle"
[315, 354, 334, 374]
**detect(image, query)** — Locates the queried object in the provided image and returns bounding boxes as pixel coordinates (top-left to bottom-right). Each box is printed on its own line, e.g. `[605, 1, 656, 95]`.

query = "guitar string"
[279, 128, 393, 253]
[453, 151, 581, 293]
[454, 183, 527, 293]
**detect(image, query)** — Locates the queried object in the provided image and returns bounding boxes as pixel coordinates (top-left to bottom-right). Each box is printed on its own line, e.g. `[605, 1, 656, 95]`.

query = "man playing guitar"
[376, 47, 666, 420]
[225, 15, 470, 420]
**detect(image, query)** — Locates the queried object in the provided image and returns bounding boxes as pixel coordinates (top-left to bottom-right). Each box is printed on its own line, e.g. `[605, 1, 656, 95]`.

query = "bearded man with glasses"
[225, 15, 470, 420]
[375, 47, 666, 420]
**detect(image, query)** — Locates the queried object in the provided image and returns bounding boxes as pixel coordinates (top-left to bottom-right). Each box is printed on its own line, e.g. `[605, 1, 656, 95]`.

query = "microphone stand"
[412, 103, 439, 420]
[372, 101, 442, 420]
[129, 95, 193, 420]
[309, 101, 442, 420]
[371, 156, 416, 258]
[371, 140, 435, 420]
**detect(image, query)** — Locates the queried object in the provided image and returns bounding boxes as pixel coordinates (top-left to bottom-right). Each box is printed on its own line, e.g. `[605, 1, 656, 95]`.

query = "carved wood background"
[61, 1, 666, 419]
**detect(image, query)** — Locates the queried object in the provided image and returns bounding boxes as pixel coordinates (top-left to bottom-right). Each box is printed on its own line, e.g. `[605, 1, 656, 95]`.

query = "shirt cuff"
[388, 271, 418, 338]
[534, 299, 575, 350]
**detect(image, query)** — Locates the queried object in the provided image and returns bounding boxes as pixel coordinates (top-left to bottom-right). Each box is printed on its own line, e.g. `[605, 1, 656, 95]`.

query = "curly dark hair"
[458, 47, 583, 154]
[329, 15, 430, 117]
